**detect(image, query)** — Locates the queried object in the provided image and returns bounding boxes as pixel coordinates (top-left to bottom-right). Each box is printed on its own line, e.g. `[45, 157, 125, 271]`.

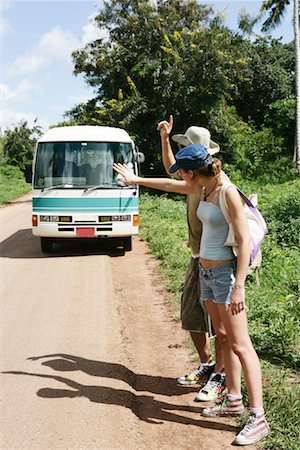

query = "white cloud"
[39, 26, 81, 60]
[81, 12, 108, 46]
[1, 108, 38, 130]
[1, 80, 33, 103]
[2, 7, 106, 130]
[5, 12, 106, 80]
[0, 80, 51, 131]
[5, 26, 81, 79]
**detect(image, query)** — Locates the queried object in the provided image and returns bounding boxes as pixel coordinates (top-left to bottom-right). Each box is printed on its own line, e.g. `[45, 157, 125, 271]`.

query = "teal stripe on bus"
[33, 196, 138, 213]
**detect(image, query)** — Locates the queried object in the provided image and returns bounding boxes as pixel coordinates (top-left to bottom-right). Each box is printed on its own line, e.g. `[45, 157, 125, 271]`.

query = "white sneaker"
[234, 412, 270, 445]
[194, 372, 226, 402]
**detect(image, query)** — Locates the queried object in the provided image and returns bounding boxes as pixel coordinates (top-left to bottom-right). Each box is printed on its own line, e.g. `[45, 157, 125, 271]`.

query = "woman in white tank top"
[114, 144, 269, 446]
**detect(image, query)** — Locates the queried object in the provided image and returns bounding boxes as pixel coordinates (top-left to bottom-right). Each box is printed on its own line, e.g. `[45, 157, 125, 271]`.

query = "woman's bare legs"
[217, 305, 263, 408]
[205, 299, 241, 394]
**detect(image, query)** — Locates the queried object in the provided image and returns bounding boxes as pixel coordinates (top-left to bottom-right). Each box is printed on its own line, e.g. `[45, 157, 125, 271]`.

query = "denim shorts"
[199, 262, 236, 305]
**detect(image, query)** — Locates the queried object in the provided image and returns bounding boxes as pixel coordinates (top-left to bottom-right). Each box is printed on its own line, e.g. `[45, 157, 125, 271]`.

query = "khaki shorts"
[181, 257, 209, 333]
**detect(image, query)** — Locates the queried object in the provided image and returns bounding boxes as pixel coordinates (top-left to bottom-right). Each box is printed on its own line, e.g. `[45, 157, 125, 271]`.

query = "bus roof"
[38, 126, 134, 144]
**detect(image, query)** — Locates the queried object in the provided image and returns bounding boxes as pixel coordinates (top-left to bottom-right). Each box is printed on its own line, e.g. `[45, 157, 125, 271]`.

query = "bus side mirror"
[134, 152, 145, 163]
[25, 163, 32, 183]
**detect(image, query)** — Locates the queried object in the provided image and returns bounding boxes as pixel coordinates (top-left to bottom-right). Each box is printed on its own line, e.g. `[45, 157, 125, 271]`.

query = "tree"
[233, 39, 294, 127]
[258, 0, 300, 174]
[2, 120, 42, 169]
[69, 0, 250, 170]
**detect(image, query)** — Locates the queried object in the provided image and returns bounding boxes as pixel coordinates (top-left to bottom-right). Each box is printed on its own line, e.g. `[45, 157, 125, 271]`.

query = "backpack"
[219, 183, 268, 276]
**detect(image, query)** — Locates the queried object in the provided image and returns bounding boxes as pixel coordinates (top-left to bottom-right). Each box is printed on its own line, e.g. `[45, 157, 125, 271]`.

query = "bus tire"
[123, 237, 132, 252]
[41, 237, 53, 253]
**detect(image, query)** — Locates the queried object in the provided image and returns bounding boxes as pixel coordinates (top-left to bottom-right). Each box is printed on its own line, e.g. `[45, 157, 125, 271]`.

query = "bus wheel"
[41, 237, 53, 253]
[123, 237, 132, 252]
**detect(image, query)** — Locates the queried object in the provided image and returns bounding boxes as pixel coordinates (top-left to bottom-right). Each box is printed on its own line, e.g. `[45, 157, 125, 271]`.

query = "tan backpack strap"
[219, 182, 236, 224]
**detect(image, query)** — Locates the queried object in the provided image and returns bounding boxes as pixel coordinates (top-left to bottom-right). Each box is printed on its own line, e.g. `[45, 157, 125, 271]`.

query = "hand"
[157, 114, 173, 138]
[113, 163, 139, 185]
[229, 284, 245, 315]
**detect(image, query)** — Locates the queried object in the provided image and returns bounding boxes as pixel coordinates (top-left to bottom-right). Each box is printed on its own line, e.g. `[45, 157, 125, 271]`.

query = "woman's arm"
[226, 187, 252, 315]
[113, 163, 196, 194]
[157, 115, 178, 177]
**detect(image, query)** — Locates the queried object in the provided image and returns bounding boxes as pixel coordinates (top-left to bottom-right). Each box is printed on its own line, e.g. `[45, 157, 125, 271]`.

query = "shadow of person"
[3, 370, 237, 432]
[27, 353, 196, 397]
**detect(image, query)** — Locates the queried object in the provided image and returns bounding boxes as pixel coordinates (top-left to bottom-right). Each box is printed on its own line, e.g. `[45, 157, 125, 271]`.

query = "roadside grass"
[0, 164, 31, 205]
[139, 179, 300, 450]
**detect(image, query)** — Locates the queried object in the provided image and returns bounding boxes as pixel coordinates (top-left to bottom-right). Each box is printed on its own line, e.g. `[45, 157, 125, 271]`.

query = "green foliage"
[139, 192, 190, 293]
[259, 0, 291, 32]
[67, 0, 295, 176]
[264, 96, 296, 150]
[247, 250, 300, 367]
[0, 162, 31, 205]
[234, 39, 295, 127]
[207, 102, 295, 182]
[262, 183, 300, 247]
[257, 361, 299, 450]
[69, 0, 293, 175]
[2, 120, 42, 170]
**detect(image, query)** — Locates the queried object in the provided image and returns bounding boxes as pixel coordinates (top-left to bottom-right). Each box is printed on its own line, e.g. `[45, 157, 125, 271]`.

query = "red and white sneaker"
[234, 412, 270, 445]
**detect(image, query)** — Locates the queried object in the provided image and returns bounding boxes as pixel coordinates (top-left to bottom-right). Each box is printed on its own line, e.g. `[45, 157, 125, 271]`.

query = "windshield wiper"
[40, 184, 86, 192]
[84, 183, 121, 192]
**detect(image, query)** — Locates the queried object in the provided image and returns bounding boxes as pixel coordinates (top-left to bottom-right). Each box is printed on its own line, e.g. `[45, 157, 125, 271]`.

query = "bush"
[2, 119, 41, 170]
[208, 103, 296, 182]
[0, 163, 31, 205]
[263, 193, 300, 248]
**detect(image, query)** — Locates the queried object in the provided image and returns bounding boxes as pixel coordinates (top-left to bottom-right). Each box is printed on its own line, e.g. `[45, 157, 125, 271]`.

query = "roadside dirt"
[0, 193, 257, 449]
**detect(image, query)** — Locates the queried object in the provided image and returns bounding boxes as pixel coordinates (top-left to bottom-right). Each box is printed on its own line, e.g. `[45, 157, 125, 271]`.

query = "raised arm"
[157, 115, 178, 177]
[113, 163, 195, 195]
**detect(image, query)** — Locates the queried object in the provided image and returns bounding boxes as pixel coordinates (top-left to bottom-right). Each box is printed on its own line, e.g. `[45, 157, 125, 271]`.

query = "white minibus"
[27, 126, 144, 253]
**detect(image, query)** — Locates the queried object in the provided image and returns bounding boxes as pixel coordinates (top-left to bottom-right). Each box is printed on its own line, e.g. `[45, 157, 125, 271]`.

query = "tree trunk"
[294, 0, 300, 174]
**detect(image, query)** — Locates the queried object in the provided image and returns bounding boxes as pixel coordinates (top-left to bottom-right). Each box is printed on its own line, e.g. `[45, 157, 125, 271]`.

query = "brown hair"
[188, 157, 222, 178]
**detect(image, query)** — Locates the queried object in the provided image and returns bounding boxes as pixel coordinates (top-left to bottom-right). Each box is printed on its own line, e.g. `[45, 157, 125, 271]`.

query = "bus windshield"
[34, 141, 134, 189]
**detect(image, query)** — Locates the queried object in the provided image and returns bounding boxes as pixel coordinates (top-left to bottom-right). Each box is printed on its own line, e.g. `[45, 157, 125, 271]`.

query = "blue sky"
[1, 0, 294, 132]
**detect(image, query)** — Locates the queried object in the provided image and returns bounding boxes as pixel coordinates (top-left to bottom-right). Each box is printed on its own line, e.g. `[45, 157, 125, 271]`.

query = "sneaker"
[234, 412, 270, 445]
[194, 372, 226, 402]
[202, 396, 245, 417]
[177, 363, 215, 386]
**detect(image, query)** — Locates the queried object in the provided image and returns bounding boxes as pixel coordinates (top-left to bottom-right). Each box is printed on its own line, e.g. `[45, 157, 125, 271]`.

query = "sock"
[225, 394, 244, 412]
[228, 393, 243, 402]
[250, 406, 265, 417]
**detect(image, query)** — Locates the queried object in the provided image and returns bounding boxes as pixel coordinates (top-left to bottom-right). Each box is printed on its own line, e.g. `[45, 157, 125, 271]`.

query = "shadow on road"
[3, 354, 238, 432]
[0, 229, 127, 258]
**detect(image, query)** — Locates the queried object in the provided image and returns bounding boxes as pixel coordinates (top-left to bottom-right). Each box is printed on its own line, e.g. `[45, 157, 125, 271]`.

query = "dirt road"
[0, 194, 256, 450]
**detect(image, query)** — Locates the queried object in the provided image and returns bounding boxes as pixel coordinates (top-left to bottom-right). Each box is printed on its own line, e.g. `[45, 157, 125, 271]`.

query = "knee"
[231, 342, 249, 359]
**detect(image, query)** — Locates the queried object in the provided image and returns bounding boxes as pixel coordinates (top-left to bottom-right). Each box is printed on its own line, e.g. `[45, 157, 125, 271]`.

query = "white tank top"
[197, 201, 234, 260]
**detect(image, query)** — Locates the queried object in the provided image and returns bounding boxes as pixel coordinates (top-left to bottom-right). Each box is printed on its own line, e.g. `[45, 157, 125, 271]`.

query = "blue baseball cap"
[169, 143, 213, 173]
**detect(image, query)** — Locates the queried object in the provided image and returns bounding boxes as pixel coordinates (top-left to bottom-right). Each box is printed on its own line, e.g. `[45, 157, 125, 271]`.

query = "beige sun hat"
[172, 126, 220, 155]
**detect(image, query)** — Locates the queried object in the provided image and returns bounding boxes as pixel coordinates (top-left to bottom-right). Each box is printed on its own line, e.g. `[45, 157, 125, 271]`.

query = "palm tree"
[259, 0, 300, 174]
